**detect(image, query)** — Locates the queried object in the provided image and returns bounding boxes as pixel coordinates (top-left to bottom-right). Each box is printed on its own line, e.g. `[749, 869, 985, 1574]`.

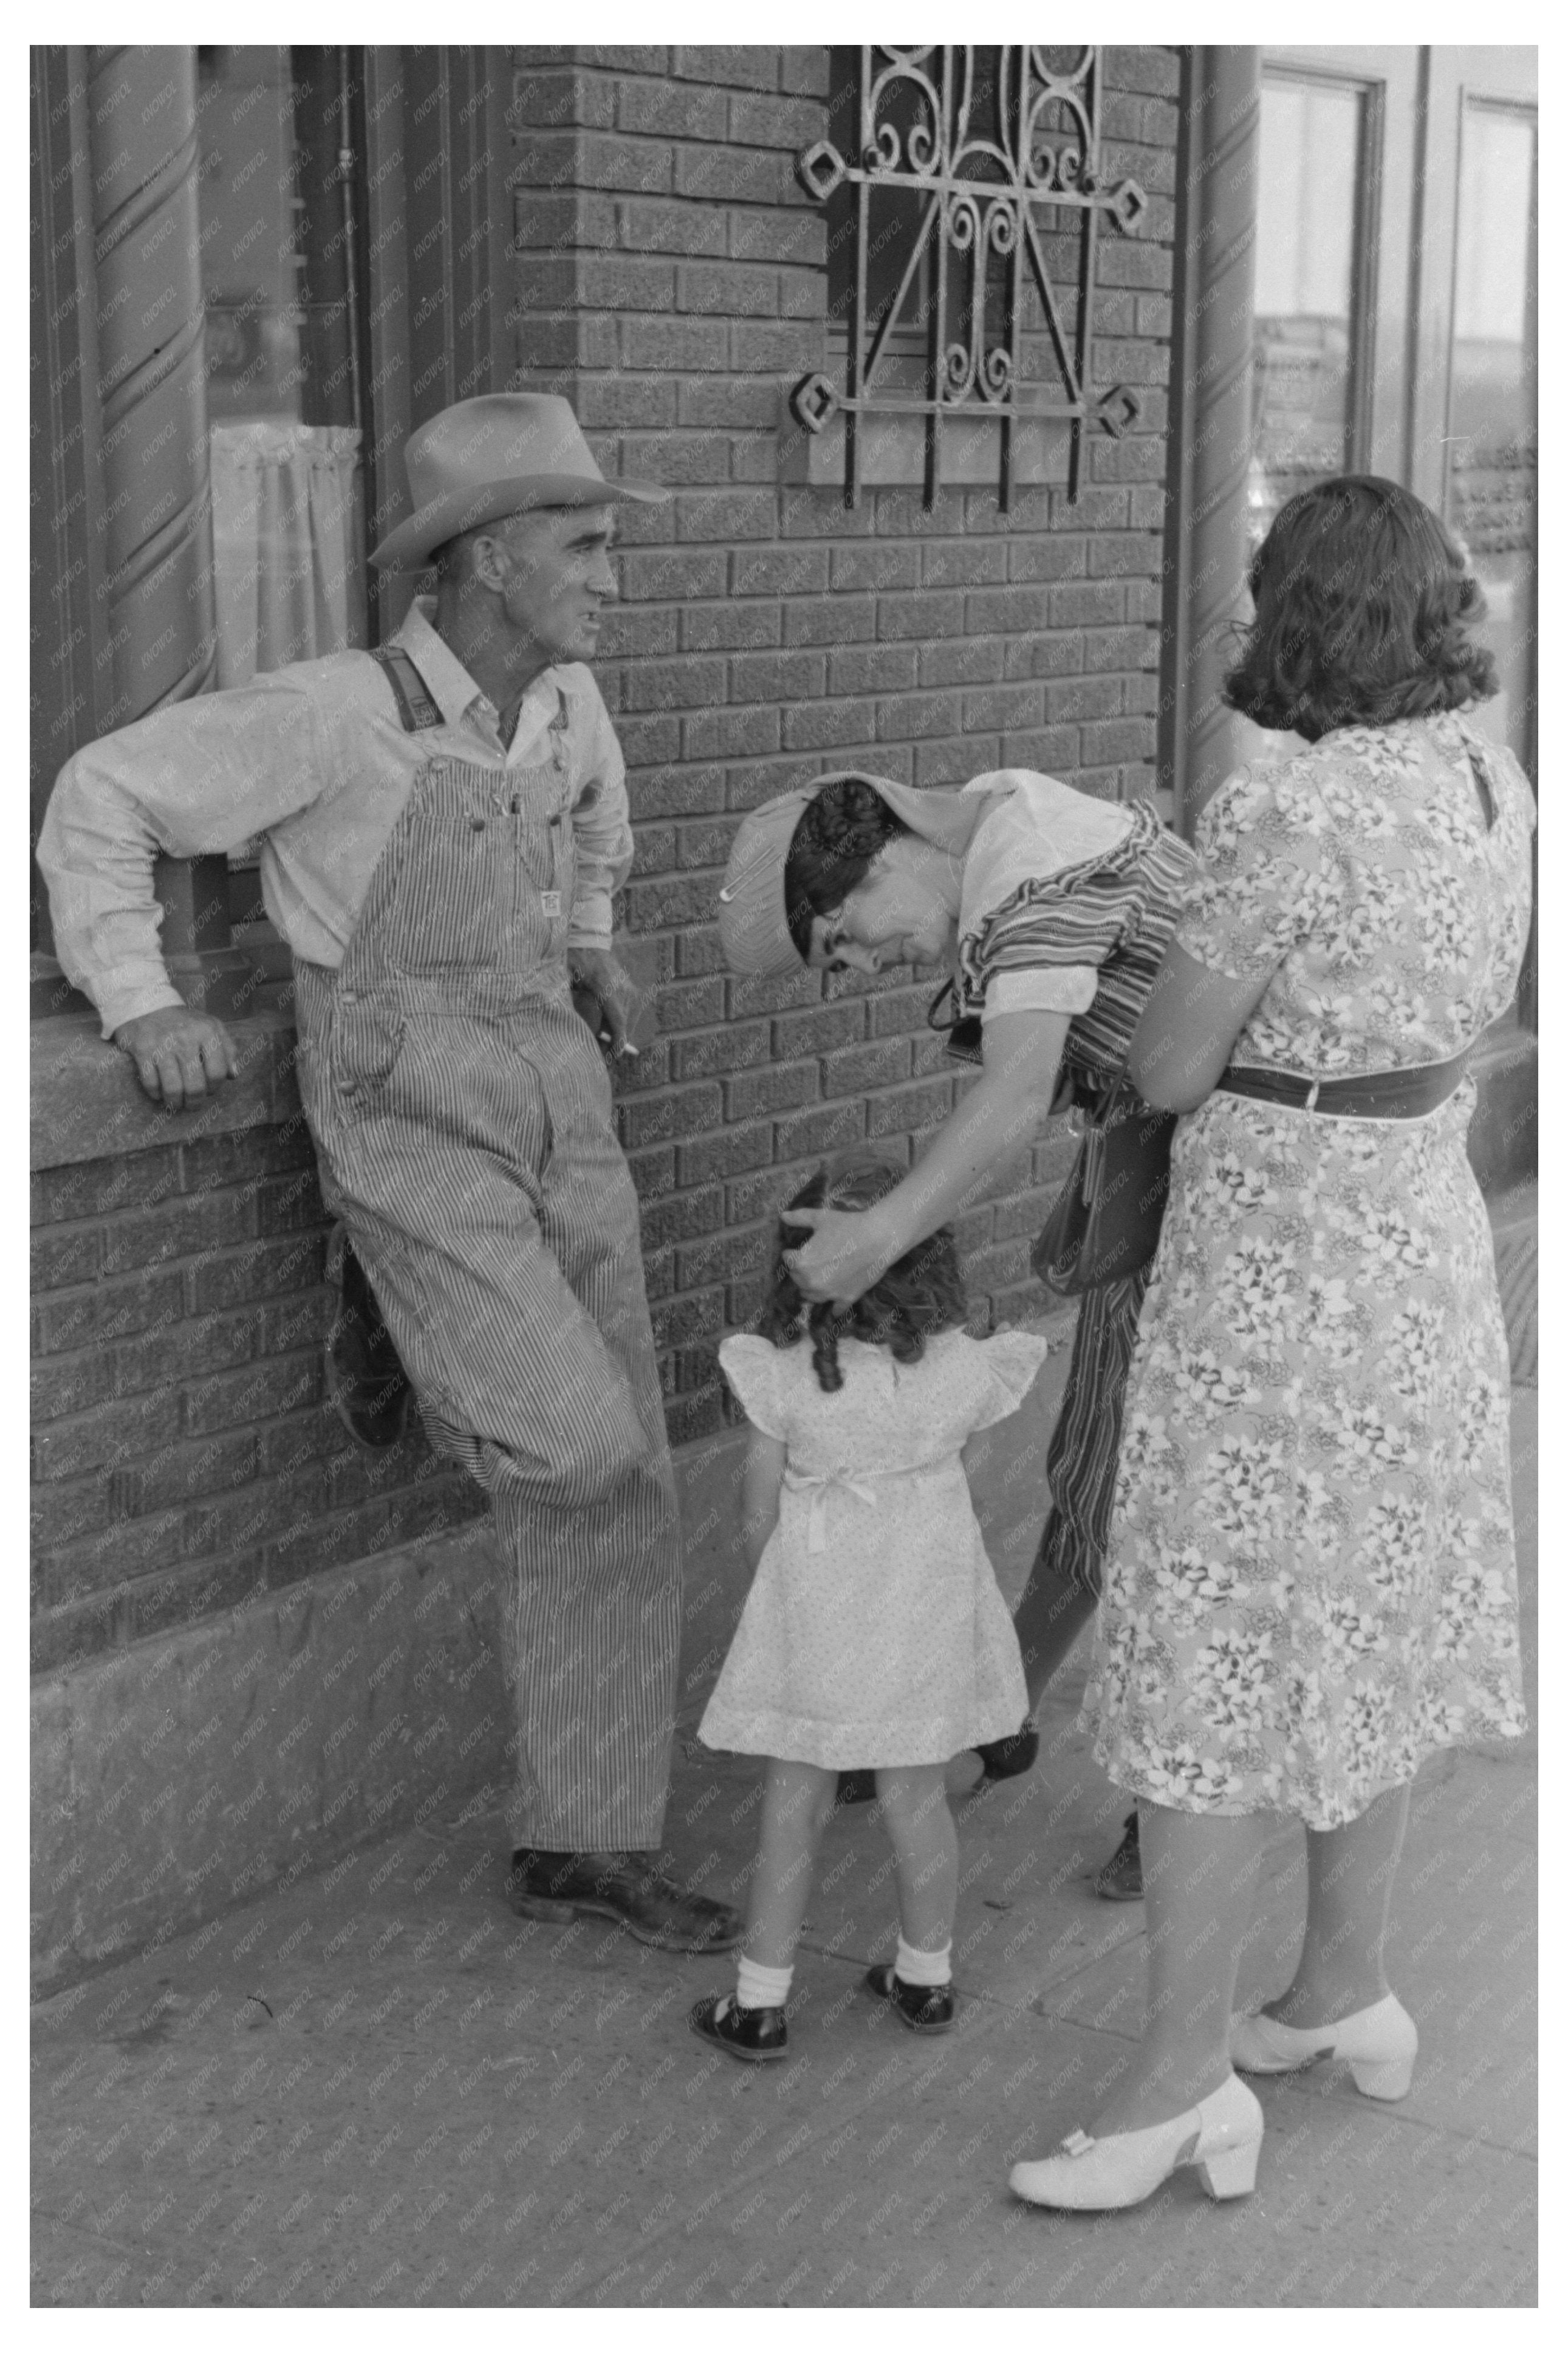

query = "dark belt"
[1216, 1053, 1472, 1119]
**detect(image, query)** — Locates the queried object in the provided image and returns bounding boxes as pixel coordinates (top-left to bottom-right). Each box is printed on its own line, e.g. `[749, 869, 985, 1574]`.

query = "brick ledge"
[31, 1011, 302, 1173]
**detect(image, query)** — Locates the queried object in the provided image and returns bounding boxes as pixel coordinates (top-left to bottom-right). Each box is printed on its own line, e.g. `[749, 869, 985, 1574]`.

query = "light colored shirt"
[38, 599, 634, 1039]
[957, 771, 1134, 1022]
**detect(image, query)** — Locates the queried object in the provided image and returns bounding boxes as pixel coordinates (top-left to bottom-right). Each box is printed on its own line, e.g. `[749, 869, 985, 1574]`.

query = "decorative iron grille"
[792, 45, 1148, 506]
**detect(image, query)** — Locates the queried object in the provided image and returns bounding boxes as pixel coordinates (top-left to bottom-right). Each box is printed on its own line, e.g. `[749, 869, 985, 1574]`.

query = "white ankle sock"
[895, 1936, 952, 1988]
[731, 1957, 793, 2012]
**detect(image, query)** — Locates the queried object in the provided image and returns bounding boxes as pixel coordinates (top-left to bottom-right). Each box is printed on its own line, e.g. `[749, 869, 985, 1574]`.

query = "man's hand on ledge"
[568, 947, 649, 1060]
[112, 1008, 239, 1110]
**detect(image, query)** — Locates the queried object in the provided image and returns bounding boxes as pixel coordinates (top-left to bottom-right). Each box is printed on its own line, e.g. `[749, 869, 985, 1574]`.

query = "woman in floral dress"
[1011, 476, 1535, 2213]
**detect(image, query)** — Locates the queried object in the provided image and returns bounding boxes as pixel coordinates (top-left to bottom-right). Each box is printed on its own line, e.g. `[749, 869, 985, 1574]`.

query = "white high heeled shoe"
[1229, 1991, 1417, 2101]
[1008, 2072, 1264, 2211]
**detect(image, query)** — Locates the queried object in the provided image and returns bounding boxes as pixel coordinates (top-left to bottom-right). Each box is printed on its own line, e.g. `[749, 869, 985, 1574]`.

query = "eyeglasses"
[817, 909, 870, 975]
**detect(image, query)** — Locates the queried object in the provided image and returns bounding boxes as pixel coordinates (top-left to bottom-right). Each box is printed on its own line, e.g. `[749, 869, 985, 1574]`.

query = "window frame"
[1253, 59, 1384, 488]
[789, 43, 1150, 508]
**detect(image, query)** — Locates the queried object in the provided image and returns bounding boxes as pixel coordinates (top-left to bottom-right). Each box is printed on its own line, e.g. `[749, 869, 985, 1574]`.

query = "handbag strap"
[1074, 1054, 1142, 1119]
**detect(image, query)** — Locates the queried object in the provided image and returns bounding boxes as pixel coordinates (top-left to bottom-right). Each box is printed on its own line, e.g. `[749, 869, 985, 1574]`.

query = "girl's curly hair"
[755, 1158, 967, 1393]
[782, 776, 908, 963]
[1223, 475, 1497, 743]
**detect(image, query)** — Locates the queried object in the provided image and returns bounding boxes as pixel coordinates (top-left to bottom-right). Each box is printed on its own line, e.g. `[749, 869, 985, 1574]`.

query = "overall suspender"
[370, 644, 444, 732]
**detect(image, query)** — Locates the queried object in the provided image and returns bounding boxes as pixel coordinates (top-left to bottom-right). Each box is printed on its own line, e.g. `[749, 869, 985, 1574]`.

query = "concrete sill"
[30, 1010, 304, 1173]
[778, 380, 1076, 493]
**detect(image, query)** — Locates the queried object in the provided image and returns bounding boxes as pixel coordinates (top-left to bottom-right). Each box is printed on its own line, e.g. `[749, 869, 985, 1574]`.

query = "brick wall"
[506, 42, 1181, 1444]
[30, 41, 1182, 1672]
[29, 1040, 482, 1675]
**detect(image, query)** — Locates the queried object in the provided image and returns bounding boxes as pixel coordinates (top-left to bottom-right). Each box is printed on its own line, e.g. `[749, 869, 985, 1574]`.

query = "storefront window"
[1247, 75, 1364, 544]
[1445, 100, 1536, 772]
[196, 45, 367, 690]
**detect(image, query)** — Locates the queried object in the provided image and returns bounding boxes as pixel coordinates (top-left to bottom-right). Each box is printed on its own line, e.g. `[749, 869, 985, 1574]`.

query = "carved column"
[1163, 48, 1261, 833]
[86, 44, 247, 1016]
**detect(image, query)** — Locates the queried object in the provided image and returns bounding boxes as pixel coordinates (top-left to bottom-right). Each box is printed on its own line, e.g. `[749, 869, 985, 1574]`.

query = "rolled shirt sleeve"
[38, 640, 637, 1035]
[37, 676, 329, 1038]
[983, 964, 1101, 1019]
[564, 675, 633, 951]
[955, 773, 1138, 1023]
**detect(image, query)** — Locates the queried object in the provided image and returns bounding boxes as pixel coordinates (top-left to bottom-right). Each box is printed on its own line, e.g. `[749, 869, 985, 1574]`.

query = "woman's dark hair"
[783, 776, 907, 963]
[756, 1158, 967, 1393]
[1222, 476, 1497, 742]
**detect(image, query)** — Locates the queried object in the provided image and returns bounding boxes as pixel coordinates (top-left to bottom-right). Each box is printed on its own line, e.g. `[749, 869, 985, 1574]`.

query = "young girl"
[689, 1159, 1049, 2063]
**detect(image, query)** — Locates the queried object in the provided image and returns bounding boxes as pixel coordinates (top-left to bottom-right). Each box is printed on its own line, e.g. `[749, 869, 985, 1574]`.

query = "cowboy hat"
[369, 393, 668, 570]
[717, 771, 981, 976]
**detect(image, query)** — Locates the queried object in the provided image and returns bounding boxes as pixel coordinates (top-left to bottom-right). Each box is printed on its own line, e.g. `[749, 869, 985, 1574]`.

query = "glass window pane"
[196, 44, 368, 927]
[823, 48, 1036, 373]
[1446, 102, 1536, 772]
[1247, 77, 1363, 544]
[195, 44, 367, 701]
[197, 45, 306, 427]
[824, 47, 937, 371]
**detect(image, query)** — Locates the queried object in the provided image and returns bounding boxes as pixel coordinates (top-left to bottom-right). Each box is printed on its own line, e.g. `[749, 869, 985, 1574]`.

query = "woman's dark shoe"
[838, 1715, 1041, 1807]
[1092, 1811, 1143, 1901]
[863, 1963, 956, 2034]
[688, 1992, 788, 2064]
[974, 1718, 1039, 1784]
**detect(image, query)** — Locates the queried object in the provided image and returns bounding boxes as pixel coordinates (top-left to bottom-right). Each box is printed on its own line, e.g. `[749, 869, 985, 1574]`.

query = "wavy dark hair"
[755, 1158, 967, 1393]
[783, 776, 908, 963]
[1223, 476, 1497, 742]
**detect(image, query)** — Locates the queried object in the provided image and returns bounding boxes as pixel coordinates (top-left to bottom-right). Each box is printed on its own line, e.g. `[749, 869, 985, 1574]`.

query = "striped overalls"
[292, 679, 682, 1852]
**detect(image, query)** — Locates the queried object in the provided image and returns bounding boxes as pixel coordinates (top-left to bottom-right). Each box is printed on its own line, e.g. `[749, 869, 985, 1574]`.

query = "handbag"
[1030, 1076, 1177, 1296]
[925, 975, 984, 1066]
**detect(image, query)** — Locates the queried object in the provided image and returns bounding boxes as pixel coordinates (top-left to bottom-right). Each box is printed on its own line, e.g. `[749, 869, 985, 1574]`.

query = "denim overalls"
[293, 666, 681, 1851]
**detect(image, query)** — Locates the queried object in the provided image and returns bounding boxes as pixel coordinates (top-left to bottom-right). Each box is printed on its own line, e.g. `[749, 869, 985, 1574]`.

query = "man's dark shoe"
[863, 1962, 956, 2034]
[974, 1717, 1040, 1784]
[835, 1768, 877, 1807]
[326, 1228, 412, 1450]
[1092, 1810, 1143, 1901]
[506, 1849, 742, 1953]
[688, 1992, 787, 2064]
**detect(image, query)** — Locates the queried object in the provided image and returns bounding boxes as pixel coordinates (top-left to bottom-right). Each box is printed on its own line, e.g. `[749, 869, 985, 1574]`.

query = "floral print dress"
[1081, 711, 1535, 1827]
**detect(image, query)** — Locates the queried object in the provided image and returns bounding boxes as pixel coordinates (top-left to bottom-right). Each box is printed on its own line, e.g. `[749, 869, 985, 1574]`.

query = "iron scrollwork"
[793, 46, 1147, 506]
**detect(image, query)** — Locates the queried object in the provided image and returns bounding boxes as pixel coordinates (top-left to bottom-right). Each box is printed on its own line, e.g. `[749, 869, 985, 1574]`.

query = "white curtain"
[210, 422, 364, 689]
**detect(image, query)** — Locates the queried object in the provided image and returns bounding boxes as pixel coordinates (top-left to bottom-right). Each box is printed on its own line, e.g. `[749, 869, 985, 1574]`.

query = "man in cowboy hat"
[39, 393, 742, 1954]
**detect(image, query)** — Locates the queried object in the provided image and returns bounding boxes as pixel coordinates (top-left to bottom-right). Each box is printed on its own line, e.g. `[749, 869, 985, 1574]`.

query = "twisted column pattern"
[87, 45, 216, 729]
[1180, 48, 1260, 822]
[85, 46, 245, 1006]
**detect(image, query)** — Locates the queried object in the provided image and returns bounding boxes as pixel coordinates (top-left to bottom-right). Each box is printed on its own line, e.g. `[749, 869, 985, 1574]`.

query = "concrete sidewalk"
[30, 1372, 1536, 2308]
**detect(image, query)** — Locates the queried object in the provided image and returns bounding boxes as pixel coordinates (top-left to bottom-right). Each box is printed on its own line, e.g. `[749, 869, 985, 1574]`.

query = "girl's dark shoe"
[837, 1714, 1039, 1807]
[688, 1992, 788, 2064]
[974, 1717, 1039, 1783]
[863, 1962, 956, 2034]
[1092, 1811, 1143, 1901]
